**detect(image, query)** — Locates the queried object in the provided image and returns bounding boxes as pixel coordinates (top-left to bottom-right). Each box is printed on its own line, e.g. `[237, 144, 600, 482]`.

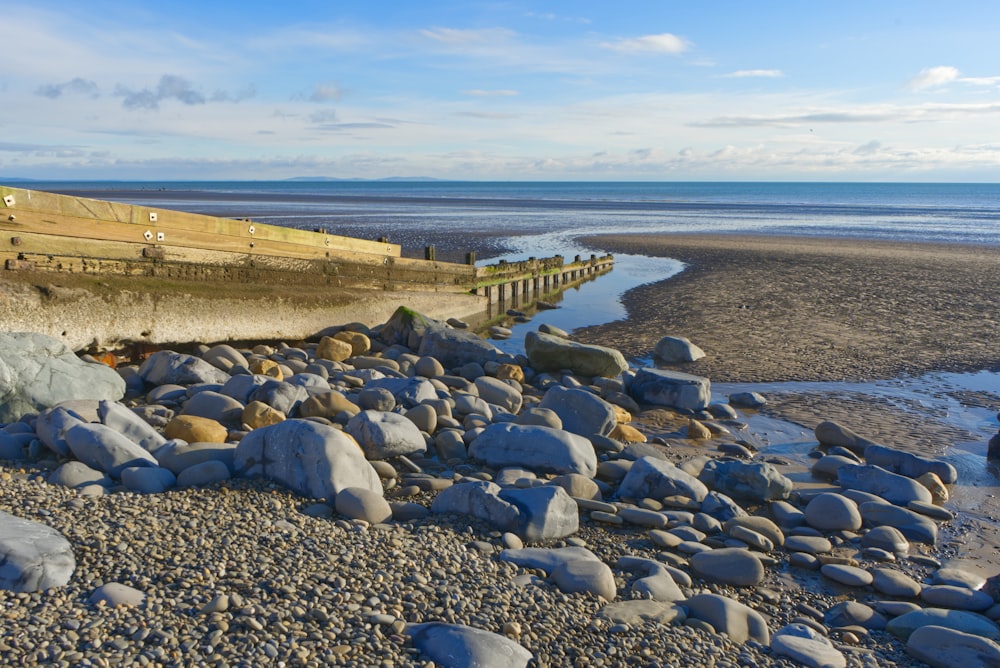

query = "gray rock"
[697, 460, 792, 502]
[804, 493, 862, 531]
[654, 336, 706, 363]
[921, 585, 995, 612]
[179, 391, 245, 426]
[550, 557, 616, 600]
[365, 377, 438, 409]
[865, 444, 958, 484]
[729, 391, 767, 408]
[871, 567, 922, 597]
[784, 535, 833, 554]
[201, 344, 247, 372]
[48, 461, 110, 489]
[468, 423, 597, 477]
[629, 368, 711, 412]
[515, 407, 562, 430]
[432, 481, 579, 541]
[811, 454, 857, 480]
[234, 419, 381, 499]
[821, 563, 873, 587]
[248, 380, 309, 417]
[887, 608, 1000, 641]
[598, 600, 686, 626]
[698, 491, 748, 522]
[418, 324, 500, 370]
[824, 601, 886, 630]
[0, 511, 75, 592]
[684, 593, 770, 644]
[618, 456, 709, 503]
[474, 376, 523, 414]
[98, 401, 168, 453]
[64, 422, 159, 478]
[771, 623, 846, 668]
[859, 501, 938, 545]
[358, 387, 396, 412]
[838, 464, 933, 506]
[176, 460, 232, 488]
[617, 556, 684, 602]
[154, 441, 236, 475]
[379, 306, 438, 349]
[89, 582, 146, 607]
[538, 386, 616, 437]
[346, 410, 428, 460]
[724, 516, 785, 548]
[404, 404, 438, 434]
[218, 374, 269, 404]
[0, 332, 126, 423]
[524, 331, 627, 378]
[139, 350, 229, 387]
[814, 420, 879, 454]
[120, 465, 176, 493]
[334, 486, 393, 524]
[691, 548, 765, 586]
[906, 624, 1000, 668]
[35, 405, 88, 457]
[406, 622, 532, 668]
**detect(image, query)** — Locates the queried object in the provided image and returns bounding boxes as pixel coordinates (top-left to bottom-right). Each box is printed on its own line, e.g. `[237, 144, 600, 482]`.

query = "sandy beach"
[574, 234, 1000, 384]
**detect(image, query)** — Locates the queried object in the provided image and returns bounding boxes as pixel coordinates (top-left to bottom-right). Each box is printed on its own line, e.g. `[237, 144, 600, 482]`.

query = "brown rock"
[249, 358, 283, 379]
[300, 391, 361, 419]
[495, 363, 525, 384]
[610, 423, 647, 443]
[688, 418, 712, 440]
[316, 336, 353, 362]
[334, 331, 371, 357]
[242, 401, 286, 429]
[917, 472, 949, 504]
[164, 415, 228, 443]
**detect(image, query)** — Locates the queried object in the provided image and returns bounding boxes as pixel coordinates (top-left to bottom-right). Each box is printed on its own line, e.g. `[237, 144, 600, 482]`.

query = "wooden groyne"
[0, 186, 612, 305]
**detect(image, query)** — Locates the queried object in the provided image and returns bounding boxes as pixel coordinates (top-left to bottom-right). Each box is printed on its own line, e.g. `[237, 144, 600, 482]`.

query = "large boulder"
[859, 501, 938, 545]
[814, 420, 879, 454]
[654, 336, 705, 363]
[906, 624, 1000, 668]
[35, 405, 88, 457]
[838, 464, 933, 506]
[865, 444, 958, 485]
[0, 511, 75, 592]
[629, 368, 711, 412]
[431, 481, 579, 541]
[139, 350, 229, 386]
[234, 419, 380, 499]
[0, 332, 125, 423]
[364, 377, 437, 409]
[468, 423, 597, 477]
[98, 401, 168, 453]
[500, 546, 613, 599]
[406, 623, 532, 668]
[618, 456, 709, 503]
[697, 460, 792, 502]
[538, 386, 616, 437]
[418, 325, 500, 370]
[684, 593, 770, 644]
[379, 306, 438, 349]
[346, 410, 427, 460]
[524, 331, 627, 378]
[64, 422, 159, 478]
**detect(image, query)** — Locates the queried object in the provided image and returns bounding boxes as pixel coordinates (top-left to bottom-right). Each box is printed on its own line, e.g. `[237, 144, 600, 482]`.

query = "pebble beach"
[2, 232, 1000, 668]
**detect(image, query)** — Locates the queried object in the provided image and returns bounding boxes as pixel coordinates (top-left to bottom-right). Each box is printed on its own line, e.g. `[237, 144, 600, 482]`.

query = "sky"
[3, 1, 1000, 181]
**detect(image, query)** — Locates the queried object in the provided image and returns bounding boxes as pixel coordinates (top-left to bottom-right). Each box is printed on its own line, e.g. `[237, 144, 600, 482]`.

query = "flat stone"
[598, 600, 686, 626]
[887, 608, 1000, 641]
[406, 622, 532, 668]
[684, 593, 770, 644]
[921, 585, 996, 612]
[334, 487, 393, 524]
[771, 623, 846, 668]
[89, 582, 146, 607]
[821, 563, 873, 587]
[691, 548, 764, 586]
[0, 511, 76, 592]
[629, 367, 711, 412]
[838, 464, 933, 506]
[906, 624, 1000, 668]
[804, 493, 861, 531]
[871, 567, 923, 597]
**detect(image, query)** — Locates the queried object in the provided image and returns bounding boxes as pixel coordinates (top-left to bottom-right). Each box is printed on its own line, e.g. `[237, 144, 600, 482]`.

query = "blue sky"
[3, 1, 999, 181]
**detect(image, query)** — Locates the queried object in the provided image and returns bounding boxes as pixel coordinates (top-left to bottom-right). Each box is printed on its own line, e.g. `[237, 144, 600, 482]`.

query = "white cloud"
[420, 27, 514, 45]
[722, 69, 784, 78]
[908, 66, 960, 90]
[599, 33, 690, 54]
[463, 89, 519, 97]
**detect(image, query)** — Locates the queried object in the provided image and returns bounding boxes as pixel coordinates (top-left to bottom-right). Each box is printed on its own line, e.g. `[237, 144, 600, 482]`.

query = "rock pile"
[1, 308, 998, 667]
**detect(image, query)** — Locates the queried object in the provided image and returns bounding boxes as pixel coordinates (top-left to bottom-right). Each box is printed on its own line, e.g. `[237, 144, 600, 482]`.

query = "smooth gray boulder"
[468, 423, 597, 477]
[838, 464, 933, 506]
[859, 501, 938, 544]
[629, 368, 711, 412]
[0, 511, 75, 592]
[120, 465, 176, 494]
[98, 401, 167, 453]
[234, 419, 381, 499]
[474, 376, 522, 414]
[202, 344, 248, 372]
[48, 461, 110, 489]
[618, 456, 709, 503]
[334, 486, 393, 524]
[365, 377, 438, 409]
[906, 624, 1000, 668]
[179, 391, 245, 426]
[697, 460, 792, 502]
[346, 410, 427, 460]
[804, 493, 862, 531]
[617, 556, 684, 602]
[865, 444, 958, 485]
[406, 622, 532, 668]
[691, 548, 765, 586]
[219, 374, 269, 404]
[654, 335, 705, 363]
[0, 332, 125, 423]
[432, 481, 579, 541]
[418, 325, 500, 370]
[684, 593, 770, 644]
[176, 460, 231, 488]
[887, 608, 1000, 641]
[814, 420, 879, 454]
[64, 422, 158, 478]
[139, 350, 229, 387]
[35, 405, 87, 457]
[500, 546, 612, 598]
[771, 623, 846, 668]
[248, 380, 308, 417]
[154, 441, 236, 475]
[538, 386, 616, 437]
[524, 331, 627, 378]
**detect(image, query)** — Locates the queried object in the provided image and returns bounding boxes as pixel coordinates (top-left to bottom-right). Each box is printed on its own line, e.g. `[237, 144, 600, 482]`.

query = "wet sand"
[575, 234, 1000, 384]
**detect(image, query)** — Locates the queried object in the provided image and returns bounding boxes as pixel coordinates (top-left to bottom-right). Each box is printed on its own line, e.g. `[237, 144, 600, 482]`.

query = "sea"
[16, 179, 1000, 520]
